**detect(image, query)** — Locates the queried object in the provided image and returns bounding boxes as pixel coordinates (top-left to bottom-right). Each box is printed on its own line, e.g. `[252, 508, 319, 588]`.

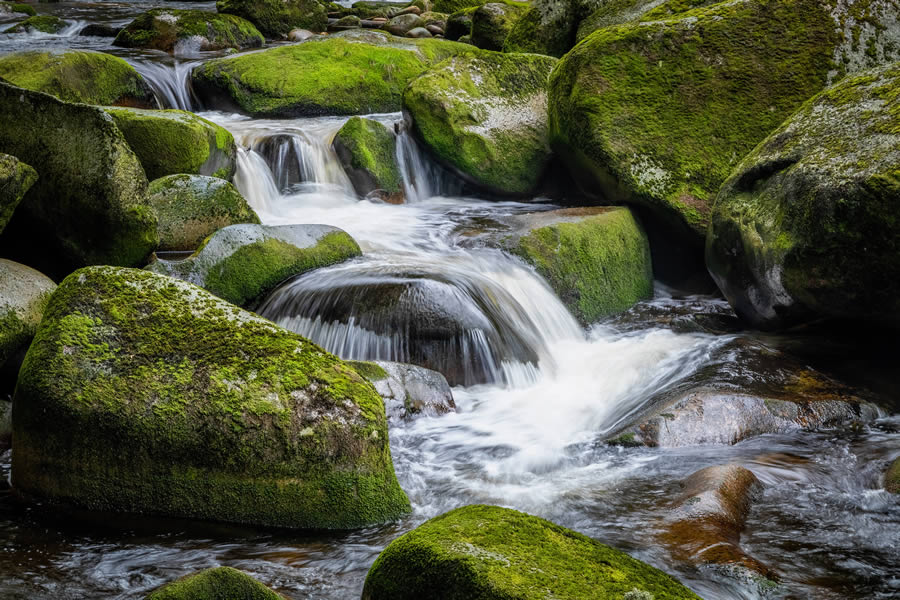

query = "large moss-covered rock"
[549, 0, 900, 241]
[0, 50, 156, 107]
[3, 14, 65, 33]
[191, 30, 474, 117]
[114, 9, 264, 53]
[363, 504, 702, 599]
[575, 0, 717, 43]
[147, 223, 361, 306]
[403, 52, 556, 195]
[105, 107, 237, 181]
[0, 259, 55, 389]
[504, 207, 652, 323]
[706, 62, 900, 330]
[0, 81, 157, 276]
[332, 117, 402, 202]
[470, 1, 526, 50]
[12, 266, 411, 529]
[0, 153, 37, 234]
[215, 0, 327, 38]
[503, 5, 575, 57]
[149, 174, 259, 251]
[146, 567, 283, 600]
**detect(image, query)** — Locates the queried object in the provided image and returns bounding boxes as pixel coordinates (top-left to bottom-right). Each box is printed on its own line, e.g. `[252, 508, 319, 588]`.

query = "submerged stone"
[332, 117, 403, 202]
[145, 566, 283, 599]
[0, 153, 36, 235]
[215, 0, 327, 38]
[0, 259, 55, 393]
[114, 8, 264, 54]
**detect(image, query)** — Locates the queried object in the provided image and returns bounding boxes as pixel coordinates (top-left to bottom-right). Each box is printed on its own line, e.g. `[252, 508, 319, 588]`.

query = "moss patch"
[215, 0, 327, 37]
[332, 117, 402, 200]
[114, 9, 264, 53]
[0, 153, 37, 235]
[347, 360, 390, 382]
[3, 14, 65, 33]
[886, 457, 900, 494]
[146, 567, 284, 599]
[0, 2, 36, 17]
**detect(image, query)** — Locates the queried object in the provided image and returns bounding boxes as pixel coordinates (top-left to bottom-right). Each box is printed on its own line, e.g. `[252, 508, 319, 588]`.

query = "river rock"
[0, 50, 156, 107]
[470, 1, 526, 50]
[3, 14, 65, 33]
[105, 107, 237, 181]
[403, 52, 556, 195]
[146, 567, 283, 600]
[350, 1, 401, 20]
[78, 23, 120, 37]
[384, 13, 424, 35]
[332, 117, 403, 202]
[575, 0, 719, 43]
[288, 27, 317, 41]
[349, 360, 455, 421]
[425, 23, 442, 35]
[13, 266, 410, 528]
[405, 26, 432, 38]
[0, 399, 10, 449]
[444, 8, 473, 40]
[114, 9, 264, 54]
[0, 2, 35, 21]
[549, 0, 900, 243]
[0, 80, 157, 277]
[886, 457, 900, 494]
[503, 5, 576, 57]
[192, 30, 474, 117]
[215, 0, 327, 38]
[363, 504, 702, 599]
[147, 223, 361, 307]
[330, 14, 361, 30]
[502, 207, 653, 323]
[0, 154, 36, 234]
[706, 61, 900, 331]
[0, 259, 55, 393]
[149, 174, 259, 251]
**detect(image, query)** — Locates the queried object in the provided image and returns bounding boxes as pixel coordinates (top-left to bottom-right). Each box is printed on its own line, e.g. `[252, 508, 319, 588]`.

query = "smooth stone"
[349, 360, 455, 421]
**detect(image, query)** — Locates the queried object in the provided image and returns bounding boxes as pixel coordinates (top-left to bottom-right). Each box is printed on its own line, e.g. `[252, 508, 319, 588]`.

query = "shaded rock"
[12, 266, 410, 529]
[444, 8, 473, 40]
[332, 116, 403, 202]
[288, 27, 317, 41]
[707, 61, 900, 331]
[147, 223, 361, 307]
[405, 26, 432, 37]
[148, 174, 259, 252]
[215, 0, 327, 38]
[350, 1, 401, 19]
[362, 504, 702, 600]
[470, 1, 526, 50]
[886, 457, 900, 494]
[146, 566, 283, 599]
[105, 107, 237, 181]
[0, 399, 9, 449]
[78, 23, 120, 37]
[0, 2, 35, 21]
[0, 259, 55, 393]
[349, 360, 455, 421]
[0, 153, 37, 235]
[3, 14, 65, 33]
[114, 9, 264, 54]
[504, 5, 576, 57]
[425, 23, 442, 35]
[384, 13, 424, 35]
[0, 50, 156, 107]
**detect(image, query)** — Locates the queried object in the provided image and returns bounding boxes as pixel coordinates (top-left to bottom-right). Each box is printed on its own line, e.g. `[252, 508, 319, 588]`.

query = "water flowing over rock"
[216, 0, 327, 38]
[12, 266, 410, 529]
[332, 117, 403, 202]
[3, 15, 66, 34]
[0, 259, 55, 392]
[0, 153, 36, 234]
[349, 360, 455, 421]
[145, 566, 284, 599]
[114, 9, 264, 55]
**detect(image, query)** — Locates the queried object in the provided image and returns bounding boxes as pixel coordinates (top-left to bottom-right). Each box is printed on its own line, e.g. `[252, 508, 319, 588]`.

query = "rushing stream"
[1, 3, 899, 599]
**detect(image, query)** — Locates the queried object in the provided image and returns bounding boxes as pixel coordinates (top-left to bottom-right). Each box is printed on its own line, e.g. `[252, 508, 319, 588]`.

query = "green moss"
[0, 154, 37, 235]
[0, 50, 155, 107]
[1, 2, 35, 16]
[576, 0, 718, 42]
[433, 0, 485, 13]
[146, 567, 283, 599]
[113, 9, 264, 52]
[363, 504, 702, 600]
[216, 0, 327, 37]
[470, 0, 528, 51]
[503, 7, 572, 57]
[886, 457, 900, 494]
[332, 117, 402, 198]
[3, 14, 65, 33]
[347, 360, 390, 382]
[445, 7, 476, 40]
[608, 432, 642, 447]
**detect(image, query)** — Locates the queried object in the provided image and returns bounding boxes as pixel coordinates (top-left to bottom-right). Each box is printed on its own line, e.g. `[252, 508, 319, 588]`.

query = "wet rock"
[216, 0, 327, 38]
[12, 266, 410, 529]
[350, 1, 401, 20]
[0, 2, 36, 22]
[148, 174, 260, 252]
[288, 27, 317, 41]
[707, 61, 900, 331]
[349, 360, 455, 421]
[0, 80, 157, 277]
[105, 107, 237, 181]
[886, 457, 900, 494]
[425, 24, 442, 35]
[384, 12, 424, 35]
[332, 117, 403, 202]
[403, 52, 556, 195]
[0, 399, 10, 449]
[0, 50, 156, 107]
[363, 504, 702, 599]
[405, 26, 432, 37]
[146, 566, 283, 599]
[78, 23, 120, 37]
[3, 14, 65, 33]
[0, 259, 55, 394]
[444, 8, 473, 40]
[147, 223, 361, 307]
[470, 1, 526, 50]
[0, 154, 36, 235]
[114, 9, 264, 54]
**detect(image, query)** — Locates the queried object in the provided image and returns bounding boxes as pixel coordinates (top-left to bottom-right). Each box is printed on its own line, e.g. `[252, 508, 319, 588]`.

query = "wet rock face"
[145, 566, 284, 599]
[349, 360, 455, 421]
[113, 9, 264, 54]
[332, 117, 403, 202]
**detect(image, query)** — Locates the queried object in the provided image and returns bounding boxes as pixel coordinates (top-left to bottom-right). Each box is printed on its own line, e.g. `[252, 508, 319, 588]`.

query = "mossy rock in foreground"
[363, 504, 702, 600]
[332, 117, 403, 202]
[105, 106, 237, 181]
[146, 567, 284, 599]
[706, 61, 900, 330]
[216, 0, 327, 37]
[114, 9, 264, 53]
[0, 153, 37, 235]
[12, 266, 410, 529]
[0, 50, 155, 107]
[147, 223, 361, 306]
[505, 207, 653, 323]
[3, 14, 65, 33]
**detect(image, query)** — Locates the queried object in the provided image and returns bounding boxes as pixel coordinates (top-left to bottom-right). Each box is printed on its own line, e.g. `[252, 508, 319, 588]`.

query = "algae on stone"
[146, 566, 284, 599]
[114, 8, 264, 53]
[215, 0, 327, 38]
[0, 153, 37, 234]
[332, 117, 403, 202]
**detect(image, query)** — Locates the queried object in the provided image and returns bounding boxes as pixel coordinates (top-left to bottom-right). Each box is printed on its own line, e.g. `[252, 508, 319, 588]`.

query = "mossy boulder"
[146, 567, 283, 600]
[403, 52, 556, 195]
[503, 207, 653, 323]
[149, 174, 259, 251]
[0, 153, 37, 234]
[12, 266, 411, 528]
[575, 0, 718, 43]
[706, 62, 900, 330]
[114, 9, 264, 54]
[0, 2, 36, 21]
[549, 0, 900, 242]
[886, 457, 900, 494]
[332, 117, 403, 202]
[470, 1, 526, 50]
[363, 504, 702, 600]
[215, 0, 327, 38]
[444, 7, 474, 40]
[503, 6, 575, 57]
[147, 223, 361, 306]
[0, 259, 55, 390]
[349, 360, 455, 421]
[105, 107, 237, 181]
[0, 50, 156, 107]
[0, 81, 157, 277]
[191, 30, 475, 117]
[3, 14, 65, 33]
[432, 0, 485, 13]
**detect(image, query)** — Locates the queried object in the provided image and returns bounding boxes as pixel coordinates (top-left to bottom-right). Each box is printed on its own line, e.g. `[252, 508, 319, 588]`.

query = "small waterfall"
[396, 125, 463, 202]
[251, 132, 354, 194]
[130, 60, 198, 110]
[234, 148, 280, 214]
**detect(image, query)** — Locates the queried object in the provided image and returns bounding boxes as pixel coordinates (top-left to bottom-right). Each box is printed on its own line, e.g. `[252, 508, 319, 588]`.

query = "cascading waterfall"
[129, 60, 199, 110]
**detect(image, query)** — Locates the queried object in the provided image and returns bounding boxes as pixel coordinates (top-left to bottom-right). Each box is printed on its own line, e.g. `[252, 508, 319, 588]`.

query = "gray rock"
[288, 28, 317, 41]
[384, 12, 424, 35]
[406, 26, 432, 37]
[350, 360, 455, 421]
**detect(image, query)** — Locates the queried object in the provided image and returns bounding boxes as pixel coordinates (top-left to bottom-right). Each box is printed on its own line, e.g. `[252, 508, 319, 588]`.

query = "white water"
[129, 59, 199, 110]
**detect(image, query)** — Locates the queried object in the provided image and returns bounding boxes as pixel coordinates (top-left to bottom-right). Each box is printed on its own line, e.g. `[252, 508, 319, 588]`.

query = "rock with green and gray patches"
[0, 2, 36, 22]
[503, 5, 576, 58]
[0, 50, 156, 107]
[105, 107, 237, 181]
[444, 7, 473, 40]
[147, 223, 361, 306]
[332, 117, 403, 202]
[114, 9, 264, 54]
[363, 504, 702, 600]
[146, 567, 284, 600]
[0, 259, 55, 380]
[191, 30, 475, 117]
[0, 154, 37, 234]
[215, 0, 327, 38]
[149, 174, 259, 251]
[349, 360, 455, 421]
[3, 14, 65, 33]
[432, 0, 485, 13]
[707, 62, 900, 331]
[12, 266, 411, 529]
[470, 1, 526, 50]
[403, 52, 556, 195]
[0, 81, 157, 277]
[500, 207, 653, 323]
[549, 0, 900, 243]
[886, 457, 900, 494]
[575, 0, 718, 43]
